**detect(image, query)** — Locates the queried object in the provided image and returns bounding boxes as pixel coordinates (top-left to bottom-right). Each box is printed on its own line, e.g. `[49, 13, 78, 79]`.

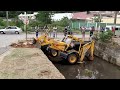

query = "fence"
[71, 22, 120, 29]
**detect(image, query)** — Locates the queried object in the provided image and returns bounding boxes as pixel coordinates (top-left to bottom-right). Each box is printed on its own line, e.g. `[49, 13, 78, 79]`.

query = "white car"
[0, 26, 22, 34]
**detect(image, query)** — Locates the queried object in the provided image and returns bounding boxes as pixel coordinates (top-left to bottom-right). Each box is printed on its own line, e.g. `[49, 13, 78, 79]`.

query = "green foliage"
[16, 20, 24, 27]
[0, 11, 34, 18]
[99, 30, 113, 42]
[36, 11, 53, 26]
[94, 16, 102, 22]
[58, 17, 70, 27]
[0, 17, 6, 26]
[29, 20, 40, 27]
[52, 17, 70, 27]
[8, 18, 23, 28]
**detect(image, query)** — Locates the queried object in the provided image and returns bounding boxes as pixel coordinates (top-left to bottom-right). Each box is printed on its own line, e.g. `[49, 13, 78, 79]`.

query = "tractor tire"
[41, 45, 49, 54]
[67, 53, 78, 64]
[50, 49, 60, 57]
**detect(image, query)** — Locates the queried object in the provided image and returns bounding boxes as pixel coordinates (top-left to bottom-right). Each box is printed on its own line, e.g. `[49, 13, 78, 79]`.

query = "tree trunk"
[114, 11, 118, 36]
[114, 11, 118, 25]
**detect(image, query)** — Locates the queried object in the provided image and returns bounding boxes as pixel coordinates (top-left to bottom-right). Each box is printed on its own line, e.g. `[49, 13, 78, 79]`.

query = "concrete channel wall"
[94, 41, 120, 66]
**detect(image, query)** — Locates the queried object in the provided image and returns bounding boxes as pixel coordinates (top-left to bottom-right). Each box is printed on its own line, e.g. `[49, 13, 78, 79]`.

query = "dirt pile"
[10, 40, 35, 48]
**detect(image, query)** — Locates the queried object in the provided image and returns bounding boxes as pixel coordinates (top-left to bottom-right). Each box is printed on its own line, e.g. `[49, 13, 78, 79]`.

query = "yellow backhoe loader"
[32, 32, 55, 52]
[47, 35, 95, 64]
[32, 33, 95, 64]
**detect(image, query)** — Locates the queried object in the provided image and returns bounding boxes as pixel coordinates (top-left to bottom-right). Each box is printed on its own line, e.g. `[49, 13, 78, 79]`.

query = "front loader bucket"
[32, 38, 37, 44]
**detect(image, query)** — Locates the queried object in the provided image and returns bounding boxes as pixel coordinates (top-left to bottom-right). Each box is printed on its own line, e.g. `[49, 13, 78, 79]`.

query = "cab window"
[6, 27, 11, 29]
[11, 27, 17, 29]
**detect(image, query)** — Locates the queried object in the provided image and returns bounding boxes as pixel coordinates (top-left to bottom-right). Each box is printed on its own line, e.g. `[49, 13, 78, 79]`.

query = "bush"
[0, 17, 6, 26]
[99, 30, 113, 42]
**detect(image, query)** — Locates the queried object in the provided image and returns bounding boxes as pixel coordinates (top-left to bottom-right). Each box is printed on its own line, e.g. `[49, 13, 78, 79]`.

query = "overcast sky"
[51, 13, 72, 21]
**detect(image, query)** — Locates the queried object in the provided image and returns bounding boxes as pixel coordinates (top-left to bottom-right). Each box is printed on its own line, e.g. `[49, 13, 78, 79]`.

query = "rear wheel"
[67, 53, 78, 64]
[15, 31, 19, 34]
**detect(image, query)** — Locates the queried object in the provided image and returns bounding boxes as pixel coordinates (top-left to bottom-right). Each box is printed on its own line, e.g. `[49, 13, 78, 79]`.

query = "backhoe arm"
[79, 40, 95, 62]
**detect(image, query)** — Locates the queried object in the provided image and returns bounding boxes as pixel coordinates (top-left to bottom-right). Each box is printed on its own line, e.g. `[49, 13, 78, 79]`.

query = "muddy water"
[47, 55, 120, 79]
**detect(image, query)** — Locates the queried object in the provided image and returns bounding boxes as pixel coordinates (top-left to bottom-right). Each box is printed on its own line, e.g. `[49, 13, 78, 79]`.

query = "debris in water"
[76, 69, 81, 79]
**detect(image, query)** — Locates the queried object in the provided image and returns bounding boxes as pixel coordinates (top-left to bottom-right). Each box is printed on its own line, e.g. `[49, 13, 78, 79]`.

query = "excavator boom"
[79, 40, 95, 62]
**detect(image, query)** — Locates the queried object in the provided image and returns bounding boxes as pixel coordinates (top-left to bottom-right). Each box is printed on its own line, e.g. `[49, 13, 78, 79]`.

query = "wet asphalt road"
[0, 33, 35, 55]
[0, 33, 89, 55]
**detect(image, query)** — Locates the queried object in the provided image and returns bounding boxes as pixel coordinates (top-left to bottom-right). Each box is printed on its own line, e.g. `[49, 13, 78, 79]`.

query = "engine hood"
[0, 29, 5, 31]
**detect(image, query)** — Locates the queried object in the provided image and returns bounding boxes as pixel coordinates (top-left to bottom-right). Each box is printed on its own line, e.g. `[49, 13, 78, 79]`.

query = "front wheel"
[67, 53, 78, 64]
[50, 49, 60, 57]
[0, 31, 5, 34]
[15, 31, 19, 34]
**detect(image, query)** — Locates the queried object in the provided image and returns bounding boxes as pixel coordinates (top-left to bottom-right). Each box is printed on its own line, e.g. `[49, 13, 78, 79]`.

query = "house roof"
[72, 12, 94, 20]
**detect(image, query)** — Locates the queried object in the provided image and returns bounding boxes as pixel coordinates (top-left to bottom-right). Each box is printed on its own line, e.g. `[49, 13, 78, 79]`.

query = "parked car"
[85, 27, 92, 32]
[0, 26, 22, 34]
[105, 26, 120, 31]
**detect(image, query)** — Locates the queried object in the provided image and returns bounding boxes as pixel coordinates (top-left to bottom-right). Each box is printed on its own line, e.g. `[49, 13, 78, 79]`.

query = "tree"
[114, 11, 118, 25]
[59, 17, 70, 27]
[0, 17, 6, 26]
[94, 15, 102, 22]
[36, 11, 53, 26]
[0, 11, 34, 18]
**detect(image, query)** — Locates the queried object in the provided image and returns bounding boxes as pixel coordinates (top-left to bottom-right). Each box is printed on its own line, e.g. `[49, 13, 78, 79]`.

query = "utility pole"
[25, 12, 27, 41]
[114, 11, 118, 25]
[114, 11, 118, 36]
[6, 11, 9, 27]
[98, 11, 101, 33]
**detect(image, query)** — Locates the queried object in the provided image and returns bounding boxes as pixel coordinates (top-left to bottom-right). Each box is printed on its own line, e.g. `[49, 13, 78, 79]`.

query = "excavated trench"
[12, 40, 120, 79]
[42, 50, 120, 79]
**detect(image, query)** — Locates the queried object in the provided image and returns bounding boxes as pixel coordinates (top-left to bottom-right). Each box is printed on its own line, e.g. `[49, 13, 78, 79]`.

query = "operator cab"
[62, 36, 81, 51]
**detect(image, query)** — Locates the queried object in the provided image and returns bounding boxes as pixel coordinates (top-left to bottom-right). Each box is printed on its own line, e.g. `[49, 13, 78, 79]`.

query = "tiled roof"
[72, 12, 93, 20]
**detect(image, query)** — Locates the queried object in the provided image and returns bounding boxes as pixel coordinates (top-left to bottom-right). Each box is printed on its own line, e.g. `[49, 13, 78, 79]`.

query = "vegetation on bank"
[93, 30, 113, 42]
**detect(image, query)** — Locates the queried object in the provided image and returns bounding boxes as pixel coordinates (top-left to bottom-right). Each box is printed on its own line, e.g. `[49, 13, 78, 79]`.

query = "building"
[70, 12, 95, 29]
[51, 13, 72, 21]
[18, 12, 38, 20]
[70, 11, 120, 29]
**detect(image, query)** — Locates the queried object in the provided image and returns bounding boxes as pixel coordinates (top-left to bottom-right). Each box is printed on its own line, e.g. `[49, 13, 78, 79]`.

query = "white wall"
[51, 13, 73, 21]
